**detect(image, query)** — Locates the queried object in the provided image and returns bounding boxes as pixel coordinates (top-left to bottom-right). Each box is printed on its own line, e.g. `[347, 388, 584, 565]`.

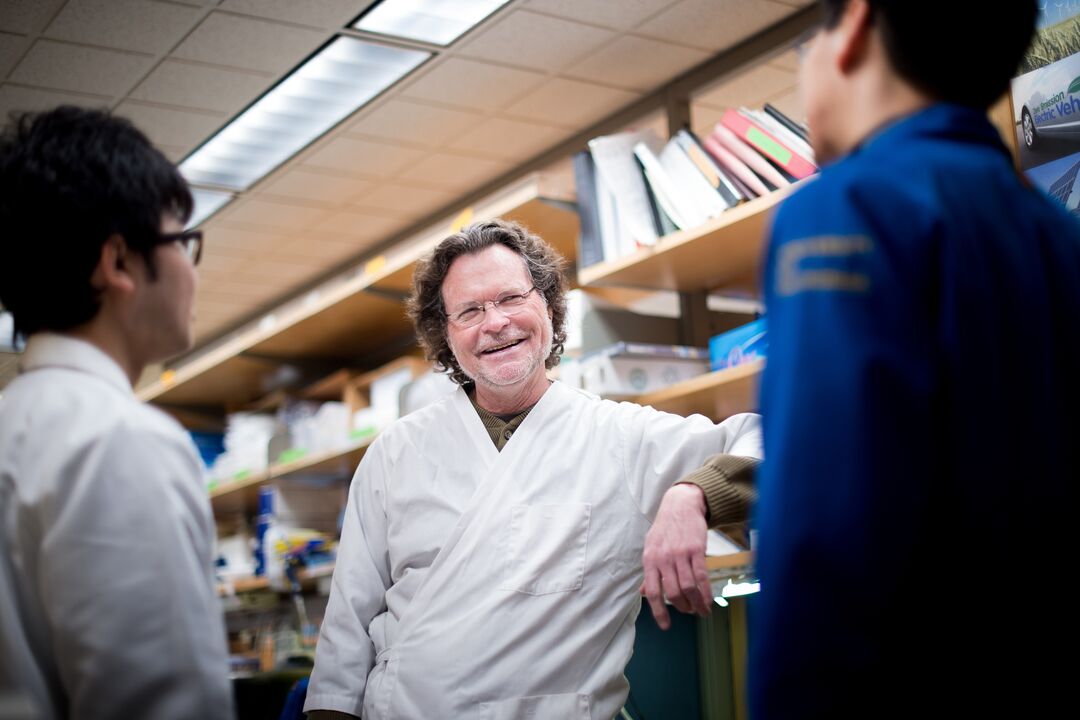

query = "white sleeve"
[620, 406, 763, 520]
[305, 438, 393, 716]
[41, 419, 233, 720]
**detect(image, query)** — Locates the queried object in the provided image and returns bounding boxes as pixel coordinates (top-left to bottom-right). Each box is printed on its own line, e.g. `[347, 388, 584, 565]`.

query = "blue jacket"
[751, 104, 1080, 718]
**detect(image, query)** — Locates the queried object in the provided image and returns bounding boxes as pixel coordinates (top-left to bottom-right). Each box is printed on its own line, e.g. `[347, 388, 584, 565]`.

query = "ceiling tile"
[449, 117, 566, 162]
[219, 197, 328, 232]
[130, 60, 273, 115]
[690, 102, 723, 139]
[158, 144, 188, 162]
[0, 86, 111, 125]
[504, 77, 640, 129]
[458, 9, 616, 73]
[0, 32, 28, 77]
[401, 58, 546, 113]
[10, 40, 155, 96]
[257, 168, 373, 207]
[764, 87, 804, 124]
[172, 12, 327, 74]
[635, 0, 793, 53]
[351, 182, 457, 217]
[397, 152, 510, 192]
[115, 101, 224, 152]
[43, 0, 200, 55]
[197, 249, 248, 275]
[273, 233, 371, 263]
[566, 35, 708, 92]
[346, 98, 483, 148]
[203, 225, 288, 254]
[694, 63, 796, 110]
[210, 255, 322, 284]
[197, 280, 278, 305]
[312, 208, 407, 240]
[0, 0, 65, 35]
[525, 0, 676, 31]
[255, 248, 336, 272]
[770, 48, 800, 72]
[217, 0, 373, 30]
[303, 136, 425, 177]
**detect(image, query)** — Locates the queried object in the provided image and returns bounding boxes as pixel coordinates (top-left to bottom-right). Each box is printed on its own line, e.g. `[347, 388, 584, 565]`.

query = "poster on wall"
[1011, 2, 1080, 210]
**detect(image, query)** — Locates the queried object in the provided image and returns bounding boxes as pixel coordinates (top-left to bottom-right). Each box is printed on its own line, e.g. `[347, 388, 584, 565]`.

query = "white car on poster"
[1017, 52, 1080, 149]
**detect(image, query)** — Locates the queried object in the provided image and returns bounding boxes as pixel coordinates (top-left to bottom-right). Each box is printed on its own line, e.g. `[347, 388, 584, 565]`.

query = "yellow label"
[160, 369, 177, 386]
[449, 207, 474, 233]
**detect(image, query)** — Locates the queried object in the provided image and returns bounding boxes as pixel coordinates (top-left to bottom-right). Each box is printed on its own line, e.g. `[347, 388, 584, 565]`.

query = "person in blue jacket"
[752, 1, 1080, 717]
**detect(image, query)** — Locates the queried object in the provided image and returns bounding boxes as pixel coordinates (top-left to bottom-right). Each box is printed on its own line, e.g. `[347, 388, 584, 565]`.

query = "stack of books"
[574, 104, 816, 267]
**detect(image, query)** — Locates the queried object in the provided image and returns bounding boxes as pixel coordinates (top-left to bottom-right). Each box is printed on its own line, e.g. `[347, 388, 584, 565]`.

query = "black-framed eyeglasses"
[157, 229, 203, 266]
[447, 286, 539, 329]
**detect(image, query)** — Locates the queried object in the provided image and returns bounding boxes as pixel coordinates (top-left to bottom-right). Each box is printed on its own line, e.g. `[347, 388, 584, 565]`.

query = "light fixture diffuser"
[179, 36, 430, 192]
[186, 188, 234, 229]
[354, 0, 512, 46]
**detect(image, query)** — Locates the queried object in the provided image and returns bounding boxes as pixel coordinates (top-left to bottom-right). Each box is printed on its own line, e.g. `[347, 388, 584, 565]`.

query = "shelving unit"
[209, 435, 375, 516]
[218, 562, 335, 597]
[578, 184, 799, 294]
[633, 359, 763, 420]
[706, 552, 754, 572]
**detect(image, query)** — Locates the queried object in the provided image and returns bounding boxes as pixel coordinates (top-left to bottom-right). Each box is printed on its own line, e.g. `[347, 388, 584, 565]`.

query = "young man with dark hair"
[752, 0, 1079, 717]
[0, 106, 233, 719]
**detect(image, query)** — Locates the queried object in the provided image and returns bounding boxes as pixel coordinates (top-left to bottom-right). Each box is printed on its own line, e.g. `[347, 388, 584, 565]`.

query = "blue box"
[709, 318, 767, 371]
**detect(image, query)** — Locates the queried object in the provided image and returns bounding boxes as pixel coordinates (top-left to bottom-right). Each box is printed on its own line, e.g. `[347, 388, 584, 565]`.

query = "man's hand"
[641, 483, 712, 630]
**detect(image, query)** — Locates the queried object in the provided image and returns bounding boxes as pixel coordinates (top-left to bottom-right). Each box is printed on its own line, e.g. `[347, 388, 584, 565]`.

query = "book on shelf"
[674, 128, 747, 207]
[720, 108, 817, 181]
[587, 130, 665, 247]
[634, 152, 681, 237]
[764, 102, 810, 143]
[658, 134, 736, 219]
[740, 107, 815, 166]
[702, 131, 771, 197]
[572, 150, 604, 269]
[633, 140, 702, 231]
[710, 122, 791, 190]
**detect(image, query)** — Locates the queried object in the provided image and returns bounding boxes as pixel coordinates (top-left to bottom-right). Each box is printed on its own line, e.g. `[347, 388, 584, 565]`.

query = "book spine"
[721, 109, 816, 180]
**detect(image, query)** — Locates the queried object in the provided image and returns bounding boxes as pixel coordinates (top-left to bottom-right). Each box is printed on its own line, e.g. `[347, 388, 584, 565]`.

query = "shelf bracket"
[679, 290, 712, 348]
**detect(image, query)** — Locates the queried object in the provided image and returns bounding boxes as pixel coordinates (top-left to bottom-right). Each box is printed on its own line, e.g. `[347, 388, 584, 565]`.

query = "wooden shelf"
[706, 551, 753, 571]
[138, 173, 578, 411]
[209, 435, 374, 515]
[632, 359, 763, 420]
[218, 562, 335, 597]
[578, 185, 799, 294]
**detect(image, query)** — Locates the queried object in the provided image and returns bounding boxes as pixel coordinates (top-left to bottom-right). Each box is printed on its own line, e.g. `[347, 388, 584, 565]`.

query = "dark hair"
[0, 105, 193, 339]
[406, 219, 568, 386]
[820, 0, 1037, 110]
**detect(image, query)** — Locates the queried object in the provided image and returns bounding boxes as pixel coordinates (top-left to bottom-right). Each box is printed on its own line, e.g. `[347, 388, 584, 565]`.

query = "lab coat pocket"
[478, 692, 591, 720]
[500, 503, 591, 595]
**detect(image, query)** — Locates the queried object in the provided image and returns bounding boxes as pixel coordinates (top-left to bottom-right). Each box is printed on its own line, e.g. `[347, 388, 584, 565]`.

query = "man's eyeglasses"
[157, 229, 203, 266]
[447, 286, 539, 329]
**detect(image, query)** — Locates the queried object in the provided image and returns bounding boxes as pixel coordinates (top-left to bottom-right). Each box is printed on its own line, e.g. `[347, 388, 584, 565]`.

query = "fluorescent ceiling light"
[354, 0, 511, 46]
[187, 188, 234, 229]
[179, 37, 429, 191]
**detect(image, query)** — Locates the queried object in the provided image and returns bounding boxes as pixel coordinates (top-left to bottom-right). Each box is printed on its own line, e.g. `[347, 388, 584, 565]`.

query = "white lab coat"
[306, 381, 761, 719]
[0, 334, 233, 720]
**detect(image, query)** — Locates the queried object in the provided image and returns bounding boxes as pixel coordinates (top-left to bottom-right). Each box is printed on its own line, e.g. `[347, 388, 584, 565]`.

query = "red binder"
[720, 108, 817, 180]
